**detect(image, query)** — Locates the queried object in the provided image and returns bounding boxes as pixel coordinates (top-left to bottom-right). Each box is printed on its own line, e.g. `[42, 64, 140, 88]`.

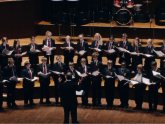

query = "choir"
[0, 31, 165, 113]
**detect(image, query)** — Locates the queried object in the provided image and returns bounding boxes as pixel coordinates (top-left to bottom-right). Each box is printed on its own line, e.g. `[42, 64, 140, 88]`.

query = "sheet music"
[2, 49, 14, 56]
[21, 51, 27, 56]
[129, 80, 139, 85]
[92, 71, 100, 76]
[105, 75, 113, 79]
[153, 50, 165, 57]
[78, 50, 86, 56]
[142, 54, 153, 58]
[76, 70, 87, 78]
[105, 49, 116, 54]
[94, 48, 101, 52]
[17, 78, 23, 82]
[116, 47, 130, 53]
[142, 77, 155, 85]
[51, 71, 64, 75]
[115, 73, 125, 81]
[76, 90, 84, 96]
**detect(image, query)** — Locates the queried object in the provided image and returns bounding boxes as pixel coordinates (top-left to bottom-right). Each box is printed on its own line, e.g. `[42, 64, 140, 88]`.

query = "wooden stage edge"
[38, 19, 165, 29]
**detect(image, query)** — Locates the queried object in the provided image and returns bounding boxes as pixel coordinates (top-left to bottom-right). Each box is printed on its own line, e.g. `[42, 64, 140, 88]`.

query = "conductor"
[60, 72, 79, 123]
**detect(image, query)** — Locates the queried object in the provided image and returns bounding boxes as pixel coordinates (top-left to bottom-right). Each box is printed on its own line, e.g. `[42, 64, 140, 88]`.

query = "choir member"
[3, 58, 18, 108]
[67, 62, 79, 83]
[12, 39, 23, 76]
[60, 72, 79, 123]
[160, 60, 165, 112]
[77, 58, 91, 106]
[37, 57, 51, 105]
[91, 33, 103, 62]
[144, 39, 155, 72]
[148, 61, 160, 111]
[27, 36, 39, 75]
[90, 52, 103, 106]
[63, 35, 75, 67]
[103, 60, 116, 109]
[160, 39, 165, 69]
[42, 31, 56, 66]
[104, 35, 117, 66]
[117, 62, 130, 108]
[52, 55, 66, 105]
[0, 67, 3, 110]
[22, 61, 36, 107]
[131, 37, 143, 72]
[133, 64, 146, 110]
[76, 34, 89, 66]
[0, 37, 11, 68]
[118, 33, 132, 67]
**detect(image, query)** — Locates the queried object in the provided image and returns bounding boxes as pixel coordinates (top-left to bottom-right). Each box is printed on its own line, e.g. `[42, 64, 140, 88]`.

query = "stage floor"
[0, 98, 165, 123]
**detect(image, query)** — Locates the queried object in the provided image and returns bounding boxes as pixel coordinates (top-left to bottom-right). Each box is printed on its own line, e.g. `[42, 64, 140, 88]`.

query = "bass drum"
[114, 8, 133, 25]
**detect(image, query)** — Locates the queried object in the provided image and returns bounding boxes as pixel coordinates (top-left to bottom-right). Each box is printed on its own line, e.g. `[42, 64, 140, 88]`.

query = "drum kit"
[113, 0, 152, 25]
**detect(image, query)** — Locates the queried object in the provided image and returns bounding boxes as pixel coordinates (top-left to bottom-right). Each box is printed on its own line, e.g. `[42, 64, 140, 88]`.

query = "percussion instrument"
[114, 8, 133, 25]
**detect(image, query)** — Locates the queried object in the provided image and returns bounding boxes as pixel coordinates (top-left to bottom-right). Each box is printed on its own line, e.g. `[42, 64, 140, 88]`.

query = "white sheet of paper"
[79, 50, 86, 56]
[92, 71, 100, 76]
[76, 90, 84, 96]
[115, 73, 125, 81]
[105, 75, 113, 78]
[154, 50, 165, 57]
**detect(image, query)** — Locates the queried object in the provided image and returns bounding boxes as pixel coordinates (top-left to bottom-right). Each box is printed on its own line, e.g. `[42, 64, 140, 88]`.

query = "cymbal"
[143, 0, 152, 4]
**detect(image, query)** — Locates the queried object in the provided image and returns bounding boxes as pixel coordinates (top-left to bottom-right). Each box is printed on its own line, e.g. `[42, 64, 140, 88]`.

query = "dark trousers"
[40, 79, 50, 102]
[7, 82, 16, 107]
[63, 105, 77, 123]
[53, 76, 61, 103]
[64, 51, 74, 67]
[45, 55, 54, 65]
[118, 81, 129, 107]
[91, 77, 102, 106]
[0, 84, 3, 108]
[81, 77, 90, 105]
[148, 84, 159, 110]
[105, 79, 115, 107]
[134, 83, 146, 108]
[23, 82, 34, 105]
[162, 85, 165, 110]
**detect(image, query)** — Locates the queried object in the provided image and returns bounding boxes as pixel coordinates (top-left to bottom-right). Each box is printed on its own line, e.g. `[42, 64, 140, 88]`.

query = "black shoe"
[46, 101, 51, 105]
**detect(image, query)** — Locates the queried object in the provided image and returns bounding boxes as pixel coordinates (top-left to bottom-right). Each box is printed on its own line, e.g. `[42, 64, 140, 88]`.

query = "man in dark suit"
[52, 55, 66, 105]
[118, 33, 132, 67]
[117, 62, 130, 108]
[62, 35, 75, 67]
[22, 61, 36, 107]
[131, 37, 143, 72]
[160, 59, 165, 112]
[144, 39, 155, 72]
[160, 39, 165, 69]
[104, 35, 117, 66]
[103, 60, 116, 109]
[0, 67, 3, 110]
[27, 36, 39, 76]
[148, 61, 160, 111]
[3, 58, 18, 108]
[91, 33, 103, 62]
[133, 64, 146, 110]
[90, 52, 103, 106]
[0, 37, 11, 68]
[76, 34, 89, 66]
[60, 72, 79, 123]
[37, 57, 51, 105]
[42, 31, 56, 66]
[67, 62, 79, 83]
[77, 58, 91, 106]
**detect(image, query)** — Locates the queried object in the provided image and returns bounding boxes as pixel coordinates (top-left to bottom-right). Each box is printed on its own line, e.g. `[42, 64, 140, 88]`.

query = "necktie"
[136, 46, 139, 53]
[29, 69, 32, 79]
[43, 65, 47, 74]
[12, 67, 15, 76]
[48, 40, 51, 47]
